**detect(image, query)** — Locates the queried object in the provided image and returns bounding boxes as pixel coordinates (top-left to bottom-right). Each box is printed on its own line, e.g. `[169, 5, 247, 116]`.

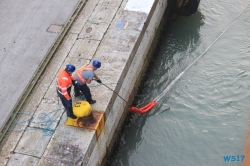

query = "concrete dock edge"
[0, 0, 169, 165]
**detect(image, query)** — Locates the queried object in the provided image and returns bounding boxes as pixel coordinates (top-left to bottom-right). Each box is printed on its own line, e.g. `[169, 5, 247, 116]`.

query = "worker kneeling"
[73, 100, 92, 118]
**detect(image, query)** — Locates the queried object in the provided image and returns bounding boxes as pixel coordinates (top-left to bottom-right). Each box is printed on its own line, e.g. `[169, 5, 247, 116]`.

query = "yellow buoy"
[73, 100, 92, 117]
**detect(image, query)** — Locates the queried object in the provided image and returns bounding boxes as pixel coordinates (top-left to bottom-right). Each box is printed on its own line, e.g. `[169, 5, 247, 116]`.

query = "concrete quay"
[0, 0, 168, 165]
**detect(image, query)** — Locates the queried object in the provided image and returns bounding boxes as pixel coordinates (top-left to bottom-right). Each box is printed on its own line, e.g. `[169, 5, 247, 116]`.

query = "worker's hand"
[96, 79, 102, 84]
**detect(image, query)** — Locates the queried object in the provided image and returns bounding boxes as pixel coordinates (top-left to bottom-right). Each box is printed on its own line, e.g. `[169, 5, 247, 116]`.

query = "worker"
[72, 60, 102, 104]
[57, 64, 77, 119]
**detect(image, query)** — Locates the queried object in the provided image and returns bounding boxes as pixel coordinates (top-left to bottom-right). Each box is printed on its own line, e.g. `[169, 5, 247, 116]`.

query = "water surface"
[113, 1, 250, 166]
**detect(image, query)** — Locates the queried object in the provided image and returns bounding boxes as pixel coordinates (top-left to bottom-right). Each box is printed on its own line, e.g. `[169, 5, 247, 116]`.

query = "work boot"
[88, 100, 96, 104]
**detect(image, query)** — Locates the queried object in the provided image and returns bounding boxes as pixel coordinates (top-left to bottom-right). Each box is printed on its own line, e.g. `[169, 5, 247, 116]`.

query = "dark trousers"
[74, 84, 93, 102]
[57, 90, 74, 117]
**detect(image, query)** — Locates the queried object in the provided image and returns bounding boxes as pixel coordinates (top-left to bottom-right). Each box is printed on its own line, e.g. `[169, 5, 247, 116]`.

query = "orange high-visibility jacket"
[57, 70, 75, 100]
[76, 64, 94, 84]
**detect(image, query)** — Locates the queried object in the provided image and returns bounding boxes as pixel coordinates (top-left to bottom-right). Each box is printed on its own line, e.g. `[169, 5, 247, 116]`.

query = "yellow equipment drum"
[73, 100, 92, 117]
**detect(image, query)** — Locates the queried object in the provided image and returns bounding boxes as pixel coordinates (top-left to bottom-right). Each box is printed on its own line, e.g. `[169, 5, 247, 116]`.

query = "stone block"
[97, 0, 123, 7]
[15, 127, 52, 158]
[68, 39, 100, 60]
[60, 57, 90, 71]
[110, 10, 148, 31]
[6, 153, 39, 166]
[96, 29, 139, 53]
[30, 98, 63, 130]
[89, 6, 118, 23]
[78, 22, 109, 40]
[71, 0, 100, 34]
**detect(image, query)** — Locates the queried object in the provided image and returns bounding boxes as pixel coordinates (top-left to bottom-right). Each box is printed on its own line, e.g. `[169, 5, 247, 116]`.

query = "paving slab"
[97, 29, 139, 53]
[68, 39, 100, 59]
[61, 57, 90, 72]
[6, 153, 39, 166]
[110, 10, 148, 31]
[38, 115, 96, 166]
[43, 79, 60, 100]
[78, 21, 110, 40]
[29, 98, 62, 130]
[0, 0, 81, 131]
[89, 6, 119, 23]
[96, 52, 129, 75]
[14, 127, 52, 158]
[97, 0, 123, 7]
[70, 0, 100, 34]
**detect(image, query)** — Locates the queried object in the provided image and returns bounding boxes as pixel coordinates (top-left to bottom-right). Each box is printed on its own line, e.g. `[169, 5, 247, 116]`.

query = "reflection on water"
[111, 1, 250, 166]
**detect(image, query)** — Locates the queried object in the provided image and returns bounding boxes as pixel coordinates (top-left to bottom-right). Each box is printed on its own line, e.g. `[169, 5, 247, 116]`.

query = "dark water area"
[110, 1, 250, 166]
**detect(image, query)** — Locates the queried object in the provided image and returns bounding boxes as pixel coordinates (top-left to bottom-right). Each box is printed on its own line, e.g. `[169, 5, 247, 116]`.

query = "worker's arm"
[93, 73, 102, 84]
[86, 79, 91, 84]
[61, 81, 71, 100]
[93, 73, 99, 80]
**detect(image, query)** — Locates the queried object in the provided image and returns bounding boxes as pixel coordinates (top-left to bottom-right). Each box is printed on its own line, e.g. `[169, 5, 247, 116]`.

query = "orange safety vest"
[76, 64, 94, 84]
[57, 70, 75, 100]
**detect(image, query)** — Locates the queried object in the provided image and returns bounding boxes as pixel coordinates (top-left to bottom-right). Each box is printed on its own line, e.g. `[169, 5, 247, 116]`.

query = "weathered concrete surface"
[0, 0, 168, 165]
[0, 0, 81, 132]
[29, 97, 62, 130]
[15, 127, 52, 158]
[68, 39, 100, 59]
[7, 153, 39, 166]
[38, 115, 96, 166]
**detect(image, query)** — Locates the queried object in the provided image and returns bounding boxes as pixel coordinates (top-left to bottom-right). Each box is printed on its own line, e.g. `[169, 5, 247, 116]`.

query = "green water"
[112, 1, 250, 166]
